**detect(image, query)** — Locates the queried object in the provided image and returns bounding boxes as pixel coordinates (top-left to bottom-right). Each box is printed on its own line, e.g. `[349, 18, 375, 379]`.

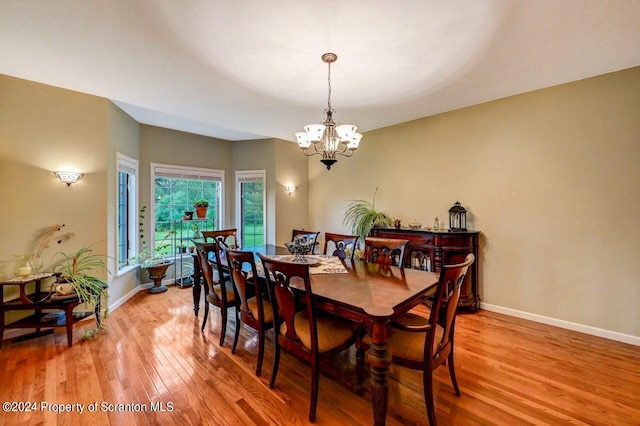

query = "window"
[116, 153, 139, 270]
[236, 170, 266, 247]
[151, 164, 224, 254]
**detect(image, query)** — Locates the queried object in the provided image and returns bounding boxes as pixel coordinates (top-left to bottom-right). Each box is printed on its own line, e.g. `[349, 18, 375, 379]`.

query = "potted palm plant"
[343, 187, 393, 240]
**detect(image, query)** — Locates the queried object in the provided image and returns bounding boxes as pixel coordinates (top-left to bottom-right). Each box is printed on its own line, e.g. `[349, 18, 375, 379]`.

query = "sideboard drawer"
[375, 230, 433, 246]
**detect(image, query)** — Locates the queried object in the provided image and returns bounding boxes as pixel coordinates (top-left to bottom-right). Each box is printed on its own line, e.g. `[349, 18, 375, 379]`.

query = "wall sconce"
[53, 171, 84, 186]
[284, 185, 296, 195]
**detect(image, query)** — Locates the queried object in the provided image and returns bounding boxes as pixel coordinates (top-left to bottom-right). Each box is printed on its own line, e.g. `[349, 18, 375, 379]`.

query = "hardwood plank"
[0, 285, 638, 425]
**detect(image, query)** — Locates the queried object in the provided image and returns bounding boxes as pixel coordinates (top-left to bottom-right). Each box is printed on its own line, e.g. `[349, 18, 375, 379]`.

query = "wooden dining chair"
[364, 237, 409, 267]
[323, 232, 358, 260]
[258, 254, 364, 423]
[225, 248, 275, 376]
[383, 254, 475, 426]
[195, 241, 238, 346]
[291, 229, 321, 254]
[201, 228, 239, 249]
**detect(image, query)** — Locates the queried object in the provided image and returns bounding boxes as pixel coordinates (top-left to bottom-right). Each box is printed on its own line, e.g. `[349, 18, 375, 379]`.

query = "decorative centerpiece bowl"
[408, 221, 422, 230]
[284, 235, 315, 263]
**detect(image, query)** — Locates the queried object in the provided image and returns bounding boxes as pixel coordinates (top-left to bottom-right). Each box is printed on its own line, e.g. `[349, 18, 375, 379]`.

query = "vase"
[146, 261, 174, 294]
[13, 253, 35, 277]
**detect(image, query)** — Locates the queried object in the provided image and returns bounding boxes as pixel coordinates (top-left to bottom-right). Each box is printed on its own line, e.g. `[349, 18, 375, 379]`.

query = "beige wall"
[0, 75, 109, 321]
[140, 125, 233, 227]
[107, 103, 141, 302]
[232, 139, 277, 244]
[232, 138, 309, 246]
[274, 139, 309, 246]
[309, 66, 640, 337]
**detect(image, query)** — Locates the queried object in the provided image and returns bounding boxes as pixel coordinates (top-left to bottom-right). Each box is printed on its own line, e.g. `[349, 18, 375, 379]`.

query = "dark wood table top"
[241, 244, 439, 319]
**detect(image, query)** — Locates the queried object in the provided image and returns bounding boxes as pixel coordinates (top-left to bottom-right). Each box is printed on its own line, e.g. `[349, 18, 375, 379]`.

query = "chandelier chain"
[326, 60, 332, 115]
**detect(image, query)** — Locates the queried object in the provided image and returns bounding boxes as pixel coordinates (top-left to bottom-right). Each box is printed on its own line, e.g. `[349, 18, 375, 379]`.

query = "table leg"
[192, 254, 202, 316]
[367, 320, 392, 426]
[192, 278, 201, 316]
[0, 310, 4, 349]
[64, 305, 74, 347]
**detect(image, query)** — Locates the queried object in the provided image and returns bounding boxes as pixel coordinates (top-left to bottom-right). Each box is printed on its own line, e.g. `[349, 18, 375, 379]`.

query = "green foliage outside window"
[154, 177, 220, 253]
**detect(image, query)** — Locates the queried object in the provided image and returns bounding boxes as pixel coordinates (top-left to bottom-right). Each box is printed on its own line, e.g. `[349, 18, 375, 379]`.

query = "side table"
[0, 273, 100, 348]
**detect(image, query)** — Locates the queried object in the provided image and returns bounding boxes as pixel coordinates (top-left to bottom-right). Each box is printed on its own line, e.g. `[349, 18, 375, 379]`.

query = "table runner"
[256, 254, 348, 276]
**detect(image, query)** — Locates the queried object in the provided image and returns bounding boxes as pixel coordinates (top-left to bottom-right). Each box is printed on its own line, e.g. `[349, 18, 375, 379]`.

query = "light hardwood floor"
[1, 285, 639, 425]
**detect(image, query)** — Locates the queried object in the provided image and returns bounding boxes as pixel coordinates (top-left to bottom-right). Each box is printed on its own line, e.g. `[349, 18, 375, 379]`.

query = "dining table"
[190, 244, 440, 426]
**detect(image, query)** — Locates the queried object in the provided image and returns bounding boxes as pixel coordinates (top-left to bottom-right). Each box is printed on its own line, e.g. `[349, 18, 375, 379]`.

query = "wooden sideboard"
[370, 227, 480, 311]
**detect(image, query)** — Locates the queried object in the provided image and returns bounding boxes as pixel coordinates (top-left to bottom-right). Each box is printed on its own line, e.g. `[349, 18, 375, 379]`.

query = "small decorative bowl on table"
[284, 236, 316, 263]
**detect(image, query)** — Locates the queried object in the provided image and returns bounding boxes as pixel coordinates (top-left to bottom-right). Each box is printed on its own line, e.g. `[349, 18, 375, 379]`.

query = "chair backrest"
[202, 229, 239, 249]
[364, 237, 409, 267]
[225, 248, 263, 319]
[426, 254, 475, 368]
[258, 254, 317, 355]
[291, 229, 321, 254]
[194, 241, 219, 294]
[323, 232, 358, 260]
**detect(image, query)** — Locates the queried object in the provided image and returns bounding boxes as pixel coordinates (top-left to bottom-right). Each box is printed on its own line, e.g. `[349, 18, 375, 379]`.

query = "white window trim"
[150, 163, 225, 250]
[235, 169, 267, 246]
[116, 152, 139, 273]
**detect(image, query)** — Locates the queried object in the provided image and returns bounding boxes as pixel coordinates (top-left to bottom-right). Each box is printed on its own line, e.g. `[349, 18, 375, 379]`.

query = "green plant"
[138, 205, 148, 246]
[343, 187, 393, 240]
[193, 199, 209, 207]
[129, 205, 175, 269]
[53, 244, 109, 326]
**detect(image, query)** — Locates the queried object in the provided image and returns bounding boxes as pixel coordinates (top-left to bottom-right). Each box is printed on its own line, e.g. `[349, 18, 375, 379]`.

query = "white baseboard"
[108, 284, 149, 312]
[480, 302, 640, 347]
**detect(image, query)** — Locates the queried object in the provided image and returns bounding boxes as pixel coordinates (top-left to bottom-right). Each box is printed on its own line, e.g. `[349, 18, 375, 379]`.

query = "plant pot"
[184, 211, 194, 220]
[146, 261, 174, 294]
[195, 206, 208, 218]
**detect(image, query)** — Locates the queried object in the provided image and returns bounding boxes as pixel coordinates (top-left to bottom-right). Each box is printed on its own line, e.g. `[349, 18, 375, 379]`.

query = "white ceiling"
[1, 0, 639, 142]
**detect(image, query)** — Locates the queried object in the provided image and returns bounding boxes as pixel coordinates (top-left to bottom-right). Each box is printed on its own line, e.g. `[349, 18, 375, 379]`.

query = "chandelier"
[295, 53, 362, 170]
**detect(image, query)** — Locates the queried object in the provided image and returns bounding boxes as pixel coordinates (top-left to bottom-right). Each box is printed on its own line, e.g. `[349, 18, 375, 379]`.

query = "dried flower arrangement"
[33, 223, 75, 271]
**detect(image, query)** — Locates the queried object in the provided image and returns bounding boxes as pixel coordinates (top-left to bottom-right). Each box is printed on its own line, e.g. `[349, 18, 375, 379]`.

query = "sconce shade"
[53, 171, 84, 186]
[284, 185, 296, 195]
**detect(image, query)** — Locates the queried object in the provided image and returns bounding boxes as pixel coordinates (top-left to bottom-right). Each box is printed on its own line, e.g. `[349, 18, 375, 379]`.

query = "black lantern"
[448, 201, 467, 231]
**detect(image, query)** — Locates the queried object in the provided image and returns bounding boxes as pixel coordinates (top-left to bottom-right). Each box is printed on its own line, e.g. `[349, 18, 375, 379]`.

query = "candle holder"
[448, 201, 468, 231]
[14, 253, 35, 277]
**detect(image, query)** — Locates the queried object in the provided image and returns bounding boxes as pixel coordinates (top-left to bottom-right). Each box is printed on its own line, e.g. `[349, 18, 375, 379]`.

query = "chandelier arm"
[301, 149, 323, 158]
[336, 148, 355, 158]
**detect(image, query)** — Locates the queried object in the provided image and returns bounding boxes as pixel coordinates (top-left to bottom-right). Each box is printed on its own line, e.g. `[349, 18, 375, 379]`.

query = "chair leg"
[309, 357, 320, 423]
[200, 302, 209, 332]
[355, 329, 365, 393]
[231, 311, 241, 354]
[269, 331, 280, 389]
[448, 351, 460, 396]
[424, 369, 437, 426]
[219, 307, 228, 346]
[256, 328, 265, 377]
